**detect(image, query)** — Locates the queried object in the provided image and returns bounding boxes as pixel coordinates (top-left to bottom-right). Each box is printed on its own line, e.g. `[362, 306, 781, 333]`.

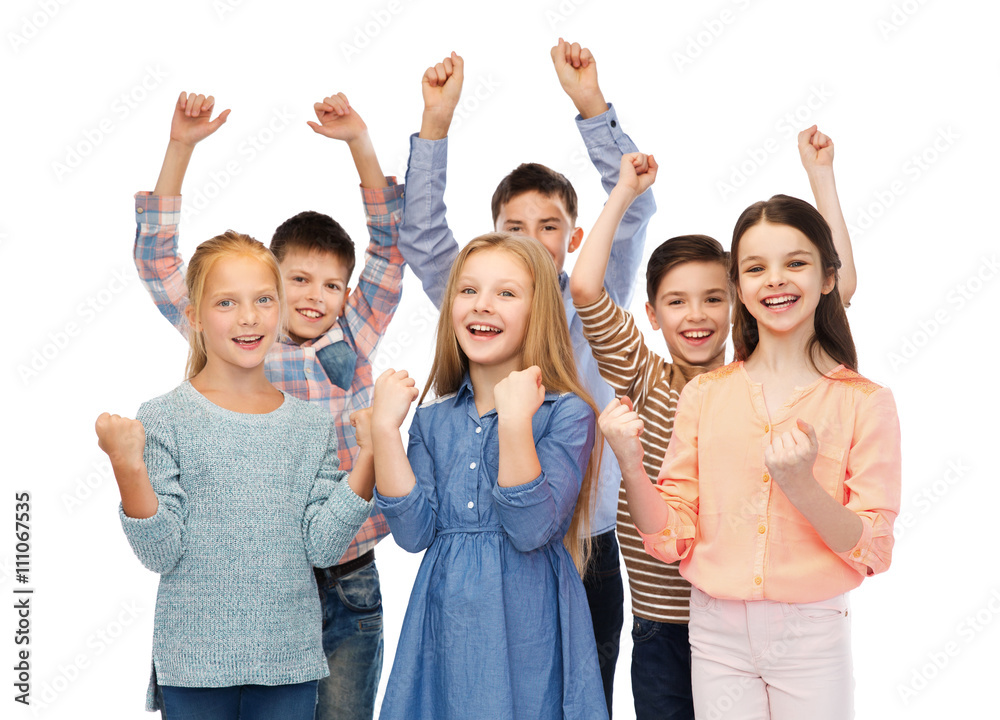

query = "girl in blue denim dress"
[370, 233, 609, 719]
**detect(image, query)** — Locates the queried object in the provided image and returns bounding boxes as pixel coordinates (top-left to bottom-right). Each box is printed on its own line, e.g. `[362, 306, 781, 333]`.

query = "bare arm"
[95, 413, 158, 519]
[307, 92, 387, 189]
[798, 126, 856, 305]
[370, 369, 420, 498]
[569, 153, 656, 306]
[152, 91, 230, 196]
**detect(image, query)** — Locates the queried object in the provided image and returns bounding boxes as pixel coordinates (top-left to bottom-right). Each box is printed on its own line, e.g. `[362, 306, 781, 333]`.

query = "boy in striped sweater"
[568, 127, 855, 720]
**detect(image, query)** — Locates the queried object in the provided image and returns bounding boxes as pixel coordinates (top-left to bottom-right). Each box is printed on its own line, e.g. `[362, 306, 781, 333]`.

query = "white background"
[3, 0, 998, 718]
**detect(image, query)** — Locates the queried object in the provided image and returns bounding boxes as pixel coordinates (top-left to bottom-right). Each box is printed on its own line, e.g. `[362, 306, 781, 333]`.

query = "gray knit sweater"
[119, 381, 373, 710]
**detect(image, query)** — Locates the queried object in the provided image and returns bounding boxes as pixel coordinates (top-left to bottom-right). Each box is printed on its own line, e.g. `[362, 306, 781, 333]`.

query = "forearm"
[152, 140, 195, 196]
[371, 424, 417, 497]
[578, 106, 655, 305]
[400, 134, 457, 307]
[572, 91, 608, 120]
[419, 107, 454, 141]
[569, 186, 635, 305]
[347, 132, 388, 189]
[619, 455, 669, 534]
[346, 447, 376, 501]
[111, 459, 159, 519]
[781, 475, 864, 553]
[807, 167, 856, 304]
[496, 417, 542, 488]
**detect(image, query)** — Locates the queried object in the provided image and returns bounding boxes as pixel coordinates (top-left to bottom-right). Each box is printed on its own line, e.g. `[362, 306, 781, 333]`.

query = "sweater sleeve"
[303, 421, 375, 568]
[119, 401, 186, 574]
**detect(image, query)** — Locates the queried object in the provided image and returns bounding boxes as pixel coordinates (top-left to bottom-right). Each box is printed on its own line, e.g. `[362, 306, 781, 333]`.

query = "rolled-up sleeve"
[835, 387, 901, 576]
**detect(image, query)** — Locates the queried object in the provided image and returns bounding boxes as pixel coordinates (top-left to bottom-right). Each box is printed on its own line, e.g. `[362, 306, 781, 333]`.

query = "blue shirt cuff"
[408, 133, 448, 171]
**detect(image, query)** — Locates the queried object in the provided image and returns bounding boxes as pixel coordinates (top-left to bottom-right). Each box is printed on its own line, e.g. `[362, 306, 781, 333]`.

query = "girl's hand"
[169, 91, 230, 148]
[350, 407, 373, 453]
[798, 125, 834, 171]
[95, 413, 146, 469]
[495, 366, 545, 423]
[307, 92, 369, 144]
[598, 397, 645, 470]
[764, 419, 819, 495]
[615, 152, 658, 197]
[371, 369, 418, 432]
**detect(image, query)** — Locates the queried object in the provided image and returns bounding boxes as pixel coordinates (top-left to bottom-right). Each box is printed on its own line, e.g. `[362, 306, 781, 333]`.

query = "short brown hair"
[490, 163, 578, 225]
[270, 211, 356, 280]
[646, 234, 728, 304]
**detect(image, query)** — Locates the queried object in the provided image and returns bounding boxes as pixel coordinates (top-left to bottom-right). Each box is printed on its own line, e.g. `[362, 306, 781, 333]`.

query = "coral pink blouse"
[638, 362, 901, 603]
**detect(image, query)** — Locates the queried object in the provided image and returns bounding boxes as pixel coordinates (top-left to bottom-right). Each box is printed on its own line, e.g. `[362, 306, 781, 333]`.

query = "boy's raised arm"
[153, 92, 230, 196]
[399, 53, 465, 308]
[570, 153, 657, 306]
[307, 92, 387, 189]
[798, 125, 857, 305]
[553, 38, 656, 307]
[306, 91, 406, 359]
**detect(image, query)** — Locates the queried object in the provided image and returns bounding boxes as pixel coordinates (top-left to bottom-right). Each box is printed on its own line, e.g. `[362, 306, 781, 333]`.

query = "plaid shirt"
[133, 179, 405, 562]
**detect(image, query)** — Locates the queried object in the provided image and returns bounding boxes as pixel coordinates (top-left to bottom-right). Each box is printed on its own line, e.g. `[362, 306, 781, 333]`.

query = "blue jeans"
[158, 681, 317, 720]
[315, 555, 384, 720]
[631, 617, 694, 720]
[584, 529, 624, 718]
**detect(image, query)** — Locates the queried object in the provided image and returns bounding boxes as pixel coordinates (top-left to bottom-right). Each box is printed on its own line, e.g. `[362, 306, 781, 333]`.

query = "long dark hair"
[729, 194, 857, 372]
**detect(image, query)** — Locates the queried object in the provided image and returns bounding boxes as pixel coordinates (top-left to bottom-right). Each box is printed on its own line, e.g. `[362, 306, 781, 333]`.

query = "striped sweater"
[576, 290, 705, 623]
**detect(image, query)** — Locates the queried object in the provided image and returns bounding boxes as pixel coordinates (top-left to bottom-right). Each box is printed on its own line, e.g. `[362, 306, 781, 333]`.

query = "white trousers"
[688, 586, 854, 720]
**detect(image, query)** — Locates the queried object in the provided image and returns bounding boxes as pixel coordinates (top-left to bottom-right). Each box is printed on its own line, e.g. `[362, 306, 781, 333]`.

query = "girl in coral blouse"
[600, 194, 901, 720]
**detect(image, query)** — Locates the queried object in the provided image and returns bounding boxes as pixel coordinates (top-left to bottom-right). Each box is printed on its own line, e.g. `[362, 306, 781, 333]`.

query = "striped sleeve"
[574, 288, 649, 399]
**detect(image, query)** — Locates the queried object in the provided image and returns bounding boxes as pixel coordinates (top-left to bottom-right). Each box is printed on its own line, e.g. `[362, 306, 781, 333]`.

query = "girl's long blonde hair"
[184, 230, 285, 379]
[421, 232, 601, 574]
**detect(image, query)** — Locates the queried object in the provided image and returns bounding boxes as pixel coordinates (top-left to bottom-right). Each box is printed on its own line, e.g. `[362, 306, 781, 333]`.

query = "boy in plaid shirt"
[133, 90, 404, 720]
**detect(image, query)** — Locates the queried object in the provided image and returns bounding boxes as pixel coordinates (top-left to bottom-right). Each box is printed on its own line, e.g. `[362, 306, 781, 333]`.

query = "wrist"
[419, 108, 454, 141]
[345, 130, 373, 153]
[573, 90, 608, 120]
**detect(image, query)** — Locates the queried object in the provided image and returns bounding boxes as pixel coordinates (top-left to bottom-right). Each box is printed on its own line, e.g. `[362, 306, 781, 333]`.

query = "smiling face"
[186, 255, 281, 375]
[451, 248, 533, 378]
[495, 190, 583, 274]
[279, 248, 351, 344]
[646, 260, 730, 368]
[736, 221, 835, 341]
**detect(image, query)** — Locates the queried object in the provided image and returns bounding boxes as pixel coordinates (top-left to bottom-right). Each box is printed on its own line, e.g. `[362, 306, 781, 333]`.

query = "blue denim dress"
[377, 377, 608, 719]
